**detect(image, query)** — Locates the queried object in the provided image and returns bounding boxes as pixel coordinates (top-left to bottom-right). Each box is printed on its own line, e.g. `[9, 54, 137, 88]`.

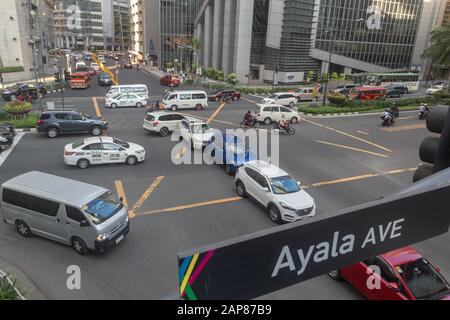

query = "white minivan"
[106, 84, 149, 100]
[0, 171, 130, 255]
[161, 90, 208, 111]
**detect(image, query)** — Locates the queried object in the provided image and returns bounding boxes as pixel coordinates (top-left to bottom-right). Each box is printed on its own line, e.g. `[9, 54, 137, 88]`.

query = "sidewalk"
[141, 65, 165, 78]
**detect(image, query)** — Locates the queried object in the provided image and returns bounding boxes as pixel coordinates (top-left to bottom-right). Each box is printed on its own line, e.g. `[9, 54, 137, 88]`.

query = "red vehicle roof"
[381, 246, 422, 267]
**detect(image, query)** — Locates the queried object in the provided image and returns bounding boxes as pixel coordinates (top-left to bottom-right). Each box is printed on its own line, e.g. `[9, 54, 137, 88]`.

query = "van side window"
[180, 94, 191, 100]
[192, 93, 206, 99]
[66, 206, 85, 222]
[2, 189, 59, 217]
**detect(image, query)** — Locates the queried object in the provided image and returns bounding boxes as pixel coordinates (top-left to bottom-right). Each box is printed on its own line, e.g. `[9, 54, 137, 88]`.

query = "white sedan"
[105, 93, 148, 108]
[64, 137, 146, 169]
[426, 85, 444, 95]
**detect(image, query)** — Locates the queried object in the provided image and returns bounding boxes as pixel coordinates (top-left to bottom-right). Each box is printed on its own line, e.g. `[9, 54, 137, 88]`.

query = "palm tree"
[189, 37, 202, 82]
[423, 25, 450, 92]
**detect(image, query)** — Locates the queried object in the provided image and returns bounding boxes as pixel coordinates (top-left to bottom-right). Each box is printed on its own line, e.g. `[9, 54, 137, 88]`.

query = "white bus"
[161, 90, 208, 111]
[351, 72, 420, 92]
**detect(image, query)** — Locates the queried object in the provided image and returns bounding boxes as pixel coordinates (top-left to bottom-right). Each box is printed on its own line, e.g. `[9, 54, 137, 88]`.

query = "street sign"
[178, 169, 450, 300]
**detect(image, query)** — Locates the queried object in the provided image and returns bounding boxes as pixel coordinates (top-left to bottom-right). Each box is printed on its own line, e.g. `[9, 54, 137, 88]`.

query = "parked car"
[142, 111, 186, 137]
[179, 117, 215, 150]
[210, 134, 256, 175]
[105, 93, 147, 108]
[64, 137, 146, 169]
[160, 74, 181, 87]
[0, 171, 130, 255]
[0, 127, 14, 152]
[36, 110, 108, 138]
[208, 90, 241, 102]
[262, 93, 298, 107]
[98, 73, 113, 86]
[329, 247, 450, 300]
[235, 161, 316, 224]
[97, 55, 106, 63]
[254, 104, 300, 125]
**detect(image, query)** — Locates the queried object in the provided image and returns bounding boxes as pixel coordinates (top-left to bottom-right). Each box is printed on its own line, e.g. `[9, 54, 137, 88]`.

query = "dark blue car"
[212, 134, 256, 175]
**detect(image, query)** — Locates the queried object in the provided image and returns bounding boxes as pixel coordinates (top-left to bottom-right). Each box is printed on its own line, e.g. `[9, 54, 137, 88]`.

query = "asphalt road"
[0, 64, 448, 300]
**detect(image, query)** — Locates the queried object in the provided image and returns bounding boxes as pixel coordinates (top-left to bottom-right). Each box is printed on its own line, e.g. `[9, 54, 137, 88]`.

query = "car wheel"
[72, 237, 88, 255]
[15, 220, 31, 237]
[264, 117, 272, 125]
[126, 156, 138, 165]
[268, 205, 282, 224]
[289, 101, 295, 107]
[159, 127, 169, 137]
[171, 105, 178, 111]
[329, 270, 342, 281]
[225, 164, 234, 175]
[291, 117, 299, 124]
[236, 181, 246, 198]
[47, 127, 59, 138]
[136, 102, 143, 108]
[195, 104, 203, 111]
[77, 159, 90, 169]
[91, 126, 102, 136]
[111, 103, 118, 109]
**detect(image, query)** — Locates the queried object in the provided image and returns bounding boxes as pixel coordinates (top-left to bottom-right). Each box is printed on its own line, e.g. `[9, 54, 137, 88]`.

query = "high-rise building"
[437, 0, 450, 26]
[0, 0, 54, 83]
[130, 0, 198, 68]
[195, 0, 438, 85]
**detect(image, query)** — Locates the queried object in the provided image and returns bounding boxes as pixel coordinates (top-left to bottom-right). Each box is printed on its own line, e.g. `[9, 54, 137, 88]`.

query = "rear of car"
[70, 72, 91, 89]
[142, 112, 186, 137]
[161, 75, 181, 87]
[98, 73, 112, 86]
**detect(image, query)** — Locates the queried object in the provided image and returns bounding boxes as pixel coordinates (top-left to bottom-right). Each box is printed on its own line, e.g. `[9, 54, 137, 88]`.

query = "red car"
[330, 247, 450, 300]
[160, 75, 181, 87]
[208, 90, 241, 101]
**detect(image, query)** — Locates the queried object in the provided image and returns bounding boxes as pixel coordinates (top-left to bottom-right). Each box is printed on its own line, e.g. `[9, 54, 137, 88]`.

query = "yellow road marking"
[207, 102, 226, 124]
[381, 124, 426, 132]
[180, 113, 239, 126]
[180, 253, 199, 295]
[315, 140, 389, 158]
[129, 176, 165, 218]
[303, 167, 417, 189]
[140, 197, 243, 216]
[92, 97, 101, 117]
[302, 118, 393, 153]
[114, 180, 128, 208]
[241, 97, 261, 104]
[175, 146, 187, 160]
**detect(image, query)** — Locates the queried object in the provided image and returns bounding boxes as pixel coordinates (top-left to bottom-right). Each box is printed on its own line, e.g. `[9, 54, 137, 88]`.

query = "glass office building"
[315, 0, 424, 71]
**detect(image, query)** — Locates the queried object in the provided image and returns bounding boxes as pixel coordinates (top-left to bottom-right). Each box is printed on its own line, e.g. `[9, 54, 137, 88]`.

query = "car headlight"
[280, 202, 296, 212]
[125, 216, 129, 224]
[96, 234, 109, 241]
[0, 137, 8, 143]
[136, 149, 145, 154]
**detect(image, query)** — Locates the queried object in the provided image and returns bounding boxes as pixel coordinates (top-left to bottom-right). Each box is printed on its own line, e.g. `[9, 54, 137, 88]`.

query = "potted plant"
[4, 101, 32, 117]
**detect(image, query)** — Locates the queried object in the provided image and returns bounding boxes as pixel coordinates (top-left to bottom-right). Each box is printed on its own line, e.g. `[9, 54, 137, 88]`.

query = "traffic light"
[54, 72, 60, 82]
[414, 106, 450, 182]
[312, 72, 318, 82]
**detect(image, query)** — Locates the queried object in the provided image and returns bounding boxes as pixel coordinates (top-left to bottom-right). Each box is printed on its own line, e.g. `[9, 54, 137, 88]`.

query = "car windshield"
[72, 140, 85, 149]
[398, 258, 449, 299]
[270, 176, 301, 195]
[113, 138, 129, 149]
[163, 92, 171, 100]
[192, 124, 209, 134]
[100, 74, 109, 79]
[83, 192, 123, 225]
[81, 113, 91, 119]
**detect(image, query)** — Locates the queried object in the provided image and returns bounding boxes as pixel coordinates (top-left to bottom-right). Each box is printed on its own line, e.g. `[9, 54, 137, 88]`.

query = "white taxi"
[105, 93, 148, 108]
[64, 137, 146, 169]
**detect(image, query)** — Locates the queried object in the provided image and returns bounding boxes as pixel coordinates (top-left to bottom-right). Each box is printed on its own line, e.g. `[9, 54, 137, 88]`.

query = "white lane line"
[0, 132, 25, 167]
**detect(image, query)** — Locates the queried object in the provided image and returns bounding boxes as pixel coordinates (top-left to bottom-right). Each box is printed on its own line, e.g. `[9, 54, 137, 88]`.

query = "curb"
[0, 256, 47, 300]
[15, 129, 37, 133]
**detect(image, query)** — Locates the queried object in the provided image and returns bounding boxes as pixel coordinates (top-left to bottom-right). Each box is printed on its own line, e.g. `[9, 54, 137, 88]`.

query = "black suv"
[1, 83, 47, 101]
[386, 85, 408, 98]
[36, 110, 109, 138]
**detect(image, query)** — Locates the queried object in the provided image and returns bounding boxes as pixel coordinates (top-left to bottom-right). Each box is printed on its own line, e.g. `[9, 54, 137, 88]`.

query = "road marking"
[381, 123, 426, 132]
[175, 145, 187, 160]
[179, 113, 239, 126]
[114, 180, 128, 208]
[302, 118, 393, 153]
[206, 102, 226, 124]
[315, 140, 389, 158]
[0, 133, 25, 167]
[303, 167, 417, 189]
[180, 253, 199, 295]
[397, 117, 415, 120]
[357, 130, 368, 135]
[241, 97, 261, 104]
[140, 197, 243, 216]
[129, 176, 165, 218]
[92, 97, 101, 117]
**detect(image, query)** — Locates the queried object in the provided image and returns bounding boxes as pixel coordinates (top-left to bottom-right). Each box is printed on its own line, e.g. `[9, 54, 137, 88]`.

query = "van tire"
[77, 159, 90, 169]
[111, 103, 118, 109]
[136, 102, 143, 108]
[170, 105, 178, 111]
[195, 104, 203, 111]
[264, 117, 272, 125]
[16, 220, 31, 237]
[72, 237, 88, 255]
[47, 127, 59, 138]
[291, 117, 299, 124]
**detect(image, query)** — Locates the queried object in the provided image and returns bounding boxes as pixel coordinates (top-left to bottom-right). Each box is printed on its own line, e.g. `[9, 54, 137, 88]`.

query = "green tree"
[307, 71, 315, 83]
[339, 73, 346, 81]
[423, 25, 450, 92]
[321, 73, 330, 83]
[214, 69, 224, 81]
[331, 72, 339, 80]
[228, 73, 238, 85]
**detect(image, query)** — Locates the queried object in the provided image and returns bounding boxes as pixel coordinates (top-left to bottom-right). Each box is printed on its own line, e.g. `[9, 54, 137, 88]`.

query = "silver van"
[0, 171, 130, 255]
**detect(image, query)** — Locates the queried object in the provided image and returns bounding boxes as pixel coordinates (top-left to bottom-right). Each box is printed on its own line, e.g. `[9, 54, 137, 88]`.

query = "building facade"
[130, 0, 198, 68]
[195, 0, 437, 85]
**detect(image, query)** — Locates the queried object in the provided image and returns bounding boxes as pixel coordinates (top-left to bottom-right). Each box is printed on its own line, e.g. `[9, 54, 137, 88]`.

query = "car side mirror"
[387, 282, 400, 292]
[80, 220, 90, 227]
[297, 181, 301, 186]
[262, 187, 270, 193]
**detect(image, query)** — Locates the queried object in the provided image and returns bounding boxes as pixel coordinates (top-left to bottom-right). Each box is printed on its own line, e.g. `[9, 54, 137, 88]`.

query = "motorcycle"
[419, 110, 429, 120]
[381, 113, 395, 126]
[390, 105, 400, 118]
[221, 96, 232, 104]
[274, 122, 296, 135]
[241, 115, 260, 128]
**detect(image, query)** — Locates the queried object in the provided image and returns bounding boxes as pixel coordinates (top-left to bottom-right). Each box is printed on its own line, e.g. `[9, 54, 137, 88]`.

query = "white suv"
[143, 111, 186, 137]
[254, 104, 300, 125]
[179, 118, 215, 149]
[262, 93, 298, 107]
[235, 161, 316, 224]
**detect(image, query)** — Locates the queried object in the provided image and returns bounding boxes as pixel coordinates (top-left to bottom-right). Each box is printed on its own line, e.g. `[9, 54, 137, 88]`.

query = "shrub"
[434, 90, 450, 99]
[227, 73, 238, 85]
[214, 69, 224, 81]
[184, 79, 194, 85]
[204, 68, 215, 79]
[4, 101, 32, 114]
[0, 277, 20, 300]
[327, 93, 348, 105]
[0, 66, 25, 73]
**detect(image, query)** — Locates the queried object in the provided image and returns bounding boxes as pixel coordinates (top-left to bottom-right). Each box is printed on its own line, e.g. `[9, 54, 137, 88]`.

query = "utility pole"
[58, 0, 65, 110]
[28, 0, 40, 99]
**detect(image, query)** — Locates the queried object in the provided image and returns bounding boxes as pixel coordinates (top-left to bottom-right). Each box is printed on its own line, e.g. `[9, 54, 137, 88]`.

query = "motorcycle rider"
[278, 115, 290, 130]
[382, 110, 394, 123]
[419, 103, 429, 114]
[243, 110, 252, 126]
[390, 103, 399, 117]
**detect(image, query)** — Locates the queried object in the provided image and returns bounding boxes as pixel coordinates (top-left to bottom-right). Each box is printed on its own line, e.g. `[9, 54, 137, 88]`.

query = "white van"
[0, 171, 130, 255]
[106, 84, 149, 100]
[161, 90, 208, 111]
